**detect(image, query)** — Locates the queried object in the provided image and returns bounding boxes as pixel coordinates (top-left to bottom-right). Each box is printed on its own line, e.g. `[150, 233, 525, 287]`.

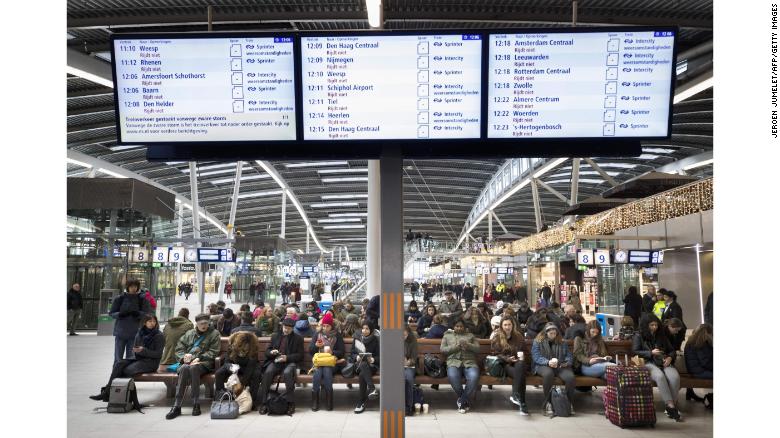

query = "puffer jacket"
[161, 316, 194, 365]
[110, 292, 152, 339]
[174, 326, 221, 372]
[684, 343, 713, 379]
[440, 330, 480, 368]
[531, 337, 573, 374]
[425, 324, 448, 339]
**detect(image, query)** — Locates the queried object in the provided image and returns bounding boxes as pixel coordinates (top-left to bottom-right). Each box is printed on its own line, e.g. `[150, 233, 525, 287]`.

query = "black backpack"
[549, 386, 571, 418]
[423, 354, 446, 378]
[102, 378, 144, 414]
[267, 381, 295, 416]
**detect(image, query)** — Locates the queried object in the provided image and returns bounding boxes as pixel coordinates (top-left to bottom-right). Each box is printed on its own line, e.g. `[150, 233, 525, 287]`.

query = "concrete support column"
[104, 209, 117, 288]
[176, 202, 183, 286]
[189, 162, 206, 313]
[367, 159, 381, 298]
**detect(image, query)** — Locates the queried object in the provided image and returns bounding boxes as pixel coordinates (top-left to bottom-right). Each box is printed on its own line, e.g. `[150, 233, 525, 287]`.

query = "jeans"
[113, 336, 135, 364]
[312, 366, 334, 394]
[404, 368, 416, 410]
[580, 361, 617, 378]
[258, 362, 297, 406]
[174, 364, 208, 406]
[67, 309, 81, 333]
[503, 362, 526, 401]
[535, 365, 576, 404]
[447, 365, 480, 405]
[645, 363, 680, 404]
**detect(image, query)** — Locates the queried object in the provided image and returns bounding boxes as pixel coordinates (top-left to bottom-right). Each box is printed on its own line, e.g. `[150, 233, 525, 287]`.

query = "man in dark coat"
[67, 283, 83, 336]
[110, 279, 152, 363]
[463, 283, 475, 307]
[661, 290, 684, 323]
[623, 286, 643, 325]
[257, 318, 304, 414]
[642, 286, 659, 314]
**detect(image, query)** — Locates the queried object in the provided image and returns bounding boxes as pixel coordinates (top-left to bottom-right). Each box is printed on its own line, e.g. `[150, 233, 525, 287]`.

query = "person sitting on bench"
[441, 319, 480, 414]
[632, 314, 682, 421]
[352, 321, 380, 414]
[532, 322, 576, 416]
[490, 316, 529, 415]
[257, 318, 303, 415]
[90, 314, 164, 402]
[166, 313, 221, 419]
[214, 331, 262, 409]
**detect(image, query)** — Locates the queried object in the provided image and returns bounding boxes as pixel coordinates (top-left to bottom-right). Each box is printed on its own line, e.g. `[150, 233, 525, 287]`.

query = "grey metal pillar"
[531, 178, 543, 232]
[104, 209, 118, 288]
[280, 190, 287, 239]
[570, 158, 581, 206]
[176, 202, 183, 286]
[189, 162, 205, 313]
[488, 209, 493, 241]
[367, 159, 381, 298]
[219, 161, 243, 302]
[306, 228, 311, 253]
[379, 148, 404, 438]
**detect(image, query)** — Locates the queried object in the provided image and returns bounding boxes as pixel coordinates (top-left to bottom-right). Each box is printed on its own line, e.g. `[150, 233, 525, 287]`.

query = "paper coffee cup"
[517, 351, 524, 361]
[414, 403, 421, 413]
[422, 403, 429, 414]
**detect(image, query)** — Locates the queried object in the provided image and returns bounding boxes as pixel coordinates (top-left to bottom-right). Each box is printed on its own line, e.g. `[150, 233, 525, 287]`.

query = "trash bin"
[97, 314, 115, 336]
[596, 313, 623, 338]
[595, 313, 607, 336]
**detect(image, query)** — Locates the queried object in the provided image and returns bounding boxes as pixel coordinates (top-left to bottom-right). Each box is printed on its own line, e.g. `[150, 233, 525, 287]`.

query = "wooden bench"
[413, 338, 713, 389]
[134, 336, 378, 398]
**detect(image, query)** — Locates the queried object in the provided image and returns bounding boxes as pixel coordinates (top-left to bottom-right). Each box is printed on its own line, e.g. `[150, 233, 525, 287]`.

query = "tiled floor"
[69, 335, 712, 438]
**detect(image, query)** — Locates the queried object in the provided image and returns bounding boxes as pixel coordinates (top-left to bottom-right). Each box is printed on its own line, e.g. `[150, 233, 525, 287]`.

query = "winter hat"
[346, 313, 359, 323]
[321, 313, 334, 327]
[282, 318, 295, 327]
[543, 322, 559, 333]
[294, 319, 311, 336]
[490, 315, 502, 327]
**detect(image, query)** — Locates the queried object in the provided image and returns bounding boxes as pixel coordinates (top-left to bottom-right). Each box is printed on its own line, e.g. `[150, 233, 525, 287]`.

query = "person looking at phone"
[573, 320, 616, 378]
[632, 314, 681, 421]
[256, 318, 303, 415]
[166, 313, 221, 419]
[90, 314, 164, 402]
[109, 279, 152, 363]
[310, 313, 345, 411]
[441, 319, 480, 413]
[352, 322, 380, 413]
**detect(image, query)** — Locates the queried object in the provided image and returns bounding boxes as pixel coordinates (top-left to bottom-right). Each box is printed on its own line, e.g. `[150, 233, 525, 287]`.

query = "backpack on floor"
[107, 378, 144, 413]
[549, 386, 571, 418]
[267, 381, 295, 416]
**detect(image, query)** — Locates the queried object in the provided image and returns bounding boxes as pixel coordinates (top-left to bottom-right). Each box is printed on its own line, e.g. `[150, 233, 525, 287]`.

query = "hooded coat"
[161, 316, 194, 365]
[531, 325, 573, 374]
[440, 329, 480, 368]
[110, 292, 152, 339]
[174, 326, 221, 372]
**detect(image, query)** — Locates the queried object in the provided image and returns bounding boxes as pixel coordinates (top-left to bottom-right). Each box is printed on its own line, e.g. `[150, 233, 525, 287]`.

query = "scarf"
[138, 325, 160, 348]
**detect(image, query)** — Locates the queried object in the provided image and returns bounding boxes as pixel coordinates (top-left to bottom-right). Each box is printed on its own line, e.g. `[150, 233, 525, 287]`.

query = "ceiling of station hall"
[66, 0, 713, 259]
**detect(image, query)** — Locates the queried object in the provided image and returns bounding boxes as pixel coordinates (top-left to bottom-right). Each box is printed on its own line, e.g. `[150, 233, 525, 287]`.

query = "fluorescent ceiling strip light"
[366, 0, 382, 28]
[321, 194, 368, 200]
[317, 168, 369, 174]
[236, 189, 283, 199]
[66, 158, 92, 168]
[181, 167, 251, 177]
[165, 161, 185, 166]
[673, 76, 714, 104]
[682, 158, 713, 171]
[211, 174, 270, 184]
[175, 199, 182, 203]
[322, 177, 369, 183]
[329, 212, 368, 217]
[642, 147, 676, 154]
[322, 224, 366, 229]
[311, 202, 359, 208]
[97, 168, 127, 178]
[329, 238, 367, 241]
[109, 145, 143, 151]
[286, 161, 348, 168]
[318, 218, 362, 223]
[65, 65, 114, 88]
[638, 154, 659, 160]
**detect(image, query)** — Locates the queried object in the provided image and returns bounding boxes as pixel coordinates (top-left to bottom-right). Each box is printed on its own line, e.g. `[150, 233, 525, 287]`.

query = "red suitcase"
[603, 364, 656, 428]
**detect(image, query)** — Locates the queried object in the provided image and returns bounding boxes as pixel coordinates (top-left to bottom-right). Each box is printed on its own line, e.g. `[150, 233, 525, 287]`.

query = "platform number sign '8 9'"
[152, 247, 170, 263]
[133, 248, 149, 263]
[577, 249, 595, 266]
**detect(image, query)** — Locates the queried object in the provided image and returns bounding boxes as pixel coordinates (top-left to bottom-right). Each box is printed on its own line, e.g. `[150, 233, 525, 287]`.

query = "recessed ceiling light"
[311, 202, 359, 208]
[318, 218, 362, 223]
[321, 194, 368, 200]
[318, 168, 369, 174]
[322, 177, 368, 183]
[286, 161, 348, 168]
[322, 224, 366, 229]
[329, 212, 368, 217]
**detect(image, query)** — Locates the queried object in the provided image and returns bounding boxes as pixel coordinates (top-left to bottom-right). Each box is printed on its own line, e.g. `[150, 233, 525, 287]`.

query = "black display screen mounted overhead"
[108, 27, 677, 161]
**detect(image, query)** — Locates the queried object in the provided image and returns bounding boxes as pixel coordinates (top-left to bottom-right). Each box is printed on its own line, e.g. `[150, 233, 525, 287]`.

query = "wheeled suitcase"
[603, 363, 656, 428]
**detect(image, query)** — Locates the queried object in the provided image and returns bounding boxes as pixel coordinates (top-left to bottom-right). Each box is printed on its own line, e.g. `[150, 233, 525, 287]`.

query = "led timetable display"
[301, 34, 482, 140]
[488, 31, 675, 138]
[113, 37, 296, 142]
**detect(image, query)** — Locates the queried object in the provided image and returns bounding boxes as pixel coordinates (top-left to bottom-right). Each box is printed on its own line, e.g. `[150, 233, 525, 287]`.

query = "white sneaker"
[545, 403, 553, 416]
[457, 400, 466, 414]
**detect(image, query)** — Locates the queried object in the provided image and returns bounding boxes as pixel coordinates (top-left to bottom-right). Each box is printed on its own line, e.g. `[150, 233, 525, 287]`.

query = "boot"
[312, 391, 320, 411]
[685, 388, 705, 403]
[704, 393, 713, 409]
[325, 389, 334, 411]
[89, 386, 109, 402]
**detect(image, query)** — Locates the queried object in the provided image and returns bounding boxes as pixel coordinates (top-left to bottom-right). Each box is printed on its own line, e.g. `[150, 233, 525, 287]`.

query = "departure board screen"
[112, 36, 296, 143]
[488, 30, 675, 138]
[301, 34, 482, 140]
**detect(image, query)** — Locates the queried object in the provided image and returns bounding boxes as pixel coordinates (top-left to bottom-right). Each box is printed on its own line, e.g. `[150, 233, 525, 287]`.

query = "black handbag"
[423, 354, 447, 378]
[341, 361, 356, 378]
[267, 381, 295, 416]
[210, 391, 239, 419]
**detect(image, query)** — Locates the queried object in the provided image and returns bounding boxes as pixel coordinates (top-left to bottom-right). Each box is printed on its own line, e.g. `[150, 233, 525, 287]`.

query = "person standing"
[642, 286, 658, 315]
[661, 290, 683, 323]
[249, 281, 257, 304]
[257, 318, 303, 415]
[165, 313, 221, 419]
[463, 283, 475, 308]
[67, 283, 83, 336]
[225, 280, 233, 301]
[110, 279, 152, 363]
[623, 286, 643, 326]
